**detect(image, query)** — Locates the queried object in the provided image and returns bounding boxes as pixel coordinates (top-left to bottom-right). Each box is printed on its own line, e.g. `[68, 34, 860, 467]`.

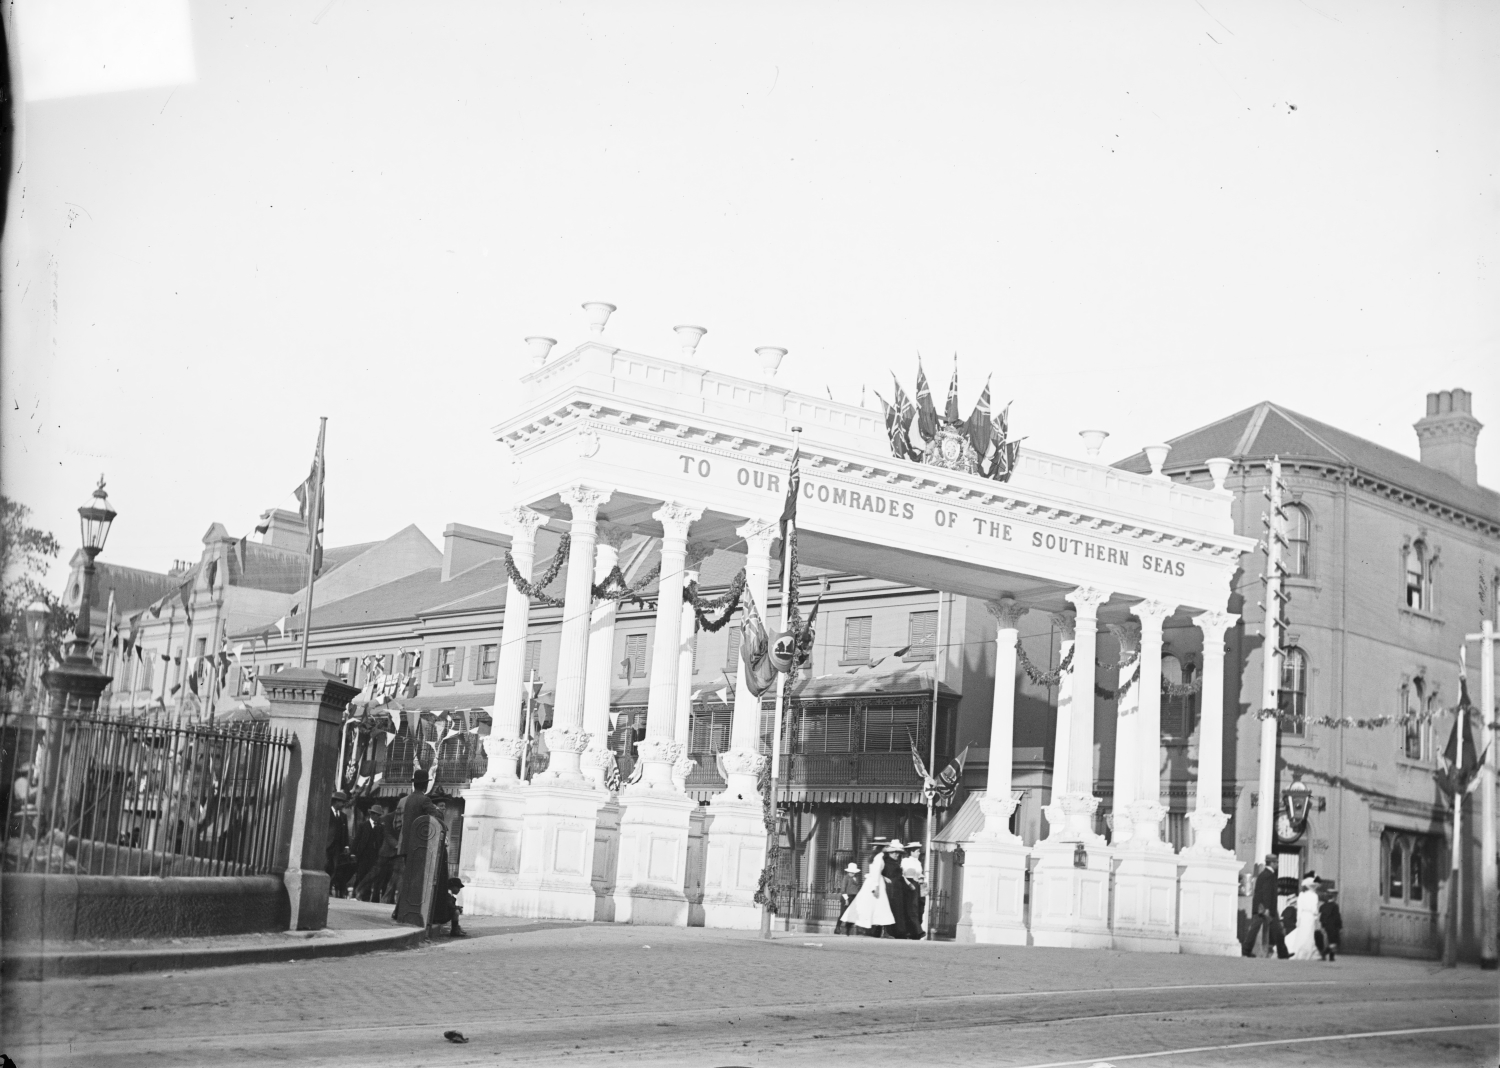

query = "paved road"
[3, 919, 1495, 1067]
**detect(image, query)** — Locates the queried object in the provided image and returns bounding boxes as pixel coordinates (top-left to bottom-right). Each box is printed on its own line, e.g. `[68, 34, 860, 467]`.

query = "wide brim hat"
[332, 790, 351, 802]
[884, 839, 906, 851]
[844, 862, 861, 873]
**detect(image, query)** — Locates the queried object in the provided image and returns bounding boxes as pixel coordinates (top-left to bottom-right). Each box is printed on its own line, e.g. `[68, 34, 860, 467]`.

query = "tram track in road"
[14, 973, 1495, 1067]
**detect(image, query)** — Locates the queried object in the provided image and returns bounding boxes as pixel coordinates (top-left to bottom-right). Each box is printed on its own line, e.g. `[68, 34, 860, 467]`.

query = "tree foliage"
[1, 496, 74, 695]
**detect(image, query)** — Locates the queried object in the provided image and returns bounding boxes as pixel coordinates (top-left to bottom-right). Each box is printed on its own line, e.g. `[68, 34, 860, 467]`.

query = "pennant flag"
[964, 374, 993, 460]
[934, 745, 970, 802]
[777, 446, 801, 559]
[405, 708, 422, 738]
[205, 560, 218, 592]
[944, 355, 962, 424]
[235, 536, 247, 575]
[254, 512, 272, 536]
[275, 616, 288, 638]
[914, 359, 938, 442]
[303, 422, 327, 577]
[178, 579, 193, 618]
[125, 612, 141, 654]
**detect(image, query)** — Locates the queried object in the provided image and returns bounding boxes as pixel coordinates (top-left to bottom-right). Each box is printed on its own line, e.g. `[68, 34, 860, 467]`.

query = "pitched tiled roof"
[81, 562, 181, 614]
[1115, 401, 1498, 521]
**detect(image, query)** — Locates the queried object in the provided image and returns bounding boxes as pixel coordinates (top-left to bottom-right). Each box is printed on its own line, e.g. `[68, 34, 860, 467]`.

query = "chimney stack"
[1414, 389, 1482, 486]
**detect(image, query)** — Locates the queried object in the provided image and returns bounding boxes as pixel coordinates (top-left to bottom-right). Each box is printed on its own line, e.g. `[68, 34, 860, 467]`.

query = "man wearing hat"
[835, 861, 863, 935]
[325, 791, 352, 898]
[881, 840, 913, 939]
[902, 843, 927, 939]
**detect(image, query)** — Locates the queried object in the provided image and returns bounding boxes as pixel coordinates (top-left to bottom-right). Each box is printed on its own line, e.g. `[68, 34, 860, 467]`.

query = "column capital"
[1065, 586, 1110, 619]
[1131, 599, 1176, 632]
[503, 506, 549, 547]
[595, 521, 634, 552]
[1192, 609, 1240, 645]
[1106, 621, 1141, 655]
[1050, 611, 1076, 641]
[654, 502, 705, 541]
[561, 485, 612, 524]
[736, 517, 779, 550]
[985, 596, 1029, 631]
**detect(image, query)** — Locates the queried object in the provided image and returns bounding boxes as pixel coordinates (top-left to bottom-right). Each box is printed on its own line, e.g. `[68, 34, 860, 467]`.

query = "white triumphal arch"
[459, 326, 1254, 954]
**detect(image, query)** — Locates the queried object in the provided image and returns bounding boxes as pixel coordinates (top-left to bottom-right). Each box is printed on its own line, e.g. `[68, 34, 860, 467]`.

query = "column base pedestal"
[612, 785, 696, 926]
[956, 835, 1030, 945]
[1028, 839, 1113, 949]
[456, 780, 528, 917]
[1176, 849, 1244, 956]
[504, 782, 603, 921]
[284, 868, 331, 931]
[699, 797, 768, 930]
[591, 797, 622, 922]
[1111, 847, 1181, 952]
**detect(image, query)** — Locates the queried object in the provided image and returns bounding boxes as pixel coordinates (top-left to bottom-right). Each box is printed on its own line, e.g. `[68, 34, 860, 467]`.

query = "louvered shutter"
[451, 646, 465, 682]
[468, 645, 481, 681]
[842, 616, 872, 661]
[908, 611, 938, 657]
[725, 626, 742, 671]
[429, 650, 440, 683]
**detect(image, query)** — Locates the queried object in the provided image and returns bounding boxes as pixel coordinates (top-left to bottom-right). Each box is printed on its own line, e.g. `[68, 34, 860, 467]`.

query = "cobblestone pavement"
[3, 923, 1495, 1067]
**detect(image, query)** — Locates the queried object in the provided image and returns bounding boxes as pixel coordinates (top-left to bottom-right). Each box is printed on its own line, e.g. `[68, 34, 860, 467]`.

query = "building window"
[797, 707, 855, 753]
[862, 706, 925, 752]
[841, 616, 872, 664]
[906, 610, 938, 661]
[621, 634, 646, 681]
[1279, 647, 1307, 737]
[479, 644, 499, 681]
[437, 647, 457, 683]
[1285, 503, 1311, 578]
[1402, 677, 1428, 761]
[335, 657, 352, 683]
[523, 640, 543, 686]
[1404, 539, 1435, 613]
[1382, 830, 1435, 906]
[689, 708, 732, 753]
[725, 625, 742, 672]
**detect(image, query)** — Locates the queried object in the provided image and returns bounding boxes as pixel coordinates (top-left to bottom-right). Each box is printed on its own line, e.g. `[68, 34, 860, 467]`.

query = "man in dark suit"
[1241, 854, 1290, 958]
[391, 771, 442, 920]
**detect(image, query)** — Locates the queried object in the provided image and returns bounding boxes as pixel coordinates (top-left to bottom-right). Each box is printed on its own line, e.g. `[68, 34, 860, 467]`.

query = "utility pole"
[1255, 458, 1290, 863]
[1464, 619, 1497, 970]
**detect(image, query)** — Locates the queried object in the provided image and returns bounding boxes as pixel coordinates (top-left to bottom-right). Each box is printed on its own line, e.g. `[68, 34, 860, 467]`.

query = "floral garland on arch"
[503, 534, 571, 608]
[686, 570, 747, 633]
[1015, 640, 1076, 686]
[1095, 661, 1140, 703]
[1252, 706, 1466, 730]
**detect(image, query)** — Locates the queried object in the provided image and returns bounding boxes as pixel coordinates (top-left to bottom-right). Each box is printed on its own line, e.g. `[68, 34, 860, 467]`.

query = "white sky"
[3, 0, 1497, 585]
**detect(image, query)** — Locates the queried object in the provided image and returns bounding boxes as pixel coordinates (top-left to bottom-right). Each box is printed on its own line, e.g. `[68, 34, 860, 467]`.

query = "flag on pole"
[777, 446, 801, 559]
[944, 355, 962, 424]
[914, 359, 938, 442]
[890, 374, 917, 458]
[296, 428, 327, 577]
[204, 560, 218, 593]
[965, 375, 993, 459]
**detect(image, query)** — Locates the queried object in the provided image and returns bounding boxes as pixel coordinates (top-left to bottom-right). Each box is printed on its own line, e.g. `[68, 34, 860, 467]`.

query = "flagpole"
[924, 589, 944, 940]
[762, 427, 801, 940]
[103, 588, 117, 711]
[299, 417, 327, 670]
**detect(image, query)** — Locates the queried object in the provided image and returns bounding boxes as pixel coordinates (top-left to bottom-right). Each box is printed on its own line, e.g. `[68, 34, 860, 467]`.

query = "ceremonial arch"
[459, 330, 1256, 954]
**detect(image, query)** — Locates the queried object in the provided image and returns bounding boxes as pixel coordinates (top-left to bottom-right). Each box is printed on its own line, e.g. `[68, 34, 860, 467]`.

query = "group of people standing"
[1241, 854, 1343, 961]
[837, 838, 928, 939]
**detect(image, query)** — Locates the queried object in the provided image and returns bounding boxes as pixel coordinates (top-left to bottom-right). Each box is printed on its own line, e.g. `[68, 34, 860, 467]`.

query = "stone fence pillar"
[263, 668, 361, 930]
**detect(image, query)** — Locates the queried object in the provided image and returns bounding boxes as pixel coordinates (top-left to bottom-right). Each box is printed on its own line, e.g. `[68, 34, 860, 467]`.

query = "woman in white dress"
[1285, 877, 1322, 960]
[839, 850, 896, 935]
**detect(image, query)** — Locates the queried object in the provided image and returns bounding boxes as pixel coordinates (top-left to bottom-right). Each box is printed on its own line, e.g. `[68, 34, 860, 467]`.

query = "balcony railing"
[685, 750, 926, 792]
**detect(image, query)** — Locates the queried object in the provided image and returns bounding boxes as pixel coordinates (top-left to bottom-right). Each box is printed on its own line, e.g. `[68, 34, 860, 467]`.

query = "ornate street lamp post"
[42, 477, 117, 713]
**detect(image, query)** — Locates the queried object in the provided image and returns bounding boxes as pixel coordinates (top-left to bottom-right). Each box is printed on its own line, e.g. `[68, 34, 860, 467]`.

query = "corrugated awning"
[932, 790, 1024, 846]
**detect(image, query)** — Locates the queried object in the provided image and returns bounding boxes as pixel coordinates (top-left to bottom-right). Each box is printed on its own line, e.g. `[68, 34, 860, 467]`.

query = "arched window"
[1278, 647, 1308, 736]
[1404, 539, 1433, 612]
[1285, 503, 1311, 577]
[1402, 677, 1426, 760]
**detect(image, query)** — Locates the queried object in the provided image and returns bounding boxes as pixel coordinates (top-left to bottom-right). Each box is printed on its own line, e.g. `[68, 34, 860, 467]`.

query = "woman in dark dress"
[881, 840, 911, 939]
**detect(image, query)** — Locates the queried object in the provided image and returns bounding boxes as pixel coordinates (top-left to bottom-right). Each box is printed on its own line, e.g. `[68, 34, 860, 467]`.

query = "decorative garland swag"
[685, 570, 748, 633]
[503, 534, 661, 609]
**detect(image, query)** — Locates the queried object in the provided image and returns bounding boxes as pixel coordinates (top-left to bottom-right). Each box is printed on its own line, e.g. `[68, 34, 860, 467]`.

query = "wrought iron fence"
[769, 887, 951, 926]
[2, 701, 293, 877]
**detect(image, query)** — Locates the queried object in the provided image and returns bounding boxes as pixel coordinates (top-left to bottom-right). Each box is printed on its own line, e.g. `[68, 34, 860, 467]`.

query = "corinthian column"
[581, 523, 634, 790]
[540, 486, 611, 784]
[1186, 610, 1237, 854]
[672, 543, 713, 792]
[1129, 599, 1175, 850]
[1043, 611, 1077, 835]
[636, 502, 704, 788]
[719, 518, 777, 800]
[978, 597, 1028, 839]
[1050, 586, 1110, 841]
[493, 508, 548, 747]
[1106, 622, 1141, 846]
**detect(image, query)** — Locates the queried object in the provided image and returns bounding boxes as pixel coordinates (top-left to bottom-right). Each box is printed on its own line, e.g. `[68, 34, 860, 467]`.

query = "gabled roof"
[74, 560, 181, 614]
[1114, 401, 1498, 521]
